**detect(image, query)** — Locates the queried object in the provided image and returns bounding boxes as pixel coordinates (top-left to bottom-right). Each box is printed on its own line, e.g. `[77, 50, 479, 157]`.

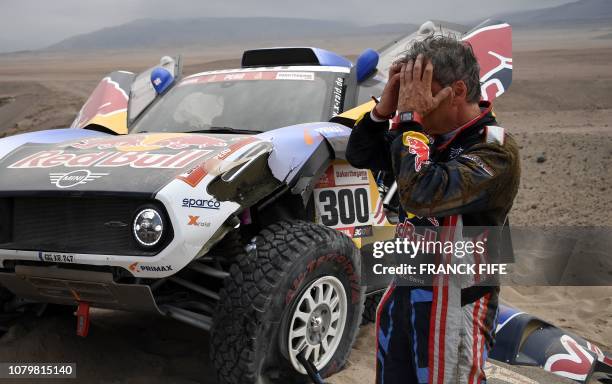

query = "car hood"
[0, 132, 259, 196]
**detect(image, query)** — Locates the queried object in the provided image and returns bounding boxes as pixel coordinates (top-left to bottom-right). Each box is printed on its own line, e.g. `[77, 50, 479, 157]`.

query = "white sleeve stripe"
[485, 126, 505, 145]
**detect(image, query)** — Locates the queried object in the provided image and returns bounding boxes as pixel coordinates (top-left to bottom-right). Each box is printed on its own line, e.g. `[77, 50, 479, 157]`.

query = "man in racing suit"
[346, 36, 520, 383]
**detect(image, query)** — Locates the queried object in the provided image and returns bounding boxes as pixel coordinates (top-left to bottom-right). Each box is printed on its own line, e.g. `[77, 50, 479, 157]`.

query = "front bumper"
[0, 177, 242, 278]
[0, 265, 162, 313]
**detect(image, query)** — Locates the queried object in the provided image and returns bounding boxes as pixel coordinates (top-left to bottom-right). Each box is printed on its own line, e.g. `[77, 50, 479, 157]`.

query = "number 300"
[318, 188, 369, 227]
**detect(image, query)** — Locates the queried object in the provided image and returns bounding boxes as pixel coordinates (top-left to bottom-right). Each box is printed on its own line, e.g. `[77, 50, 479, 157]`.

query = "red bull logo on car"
[8, 149, 211, 169]
[462, 22, 512, 102]
[72, 77, 129, 133]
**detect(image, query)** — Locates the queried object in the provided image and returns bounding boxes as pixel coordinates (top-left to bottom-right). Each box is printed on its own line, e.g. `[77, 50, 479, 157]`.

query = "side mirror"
[150, 67, 174, 95]
[356, 48, 379, 83]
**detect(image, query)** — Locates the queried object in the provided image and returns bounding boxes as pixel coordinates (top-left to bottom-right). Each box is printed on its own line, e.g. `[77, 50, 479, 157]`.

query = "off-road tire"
[212, 229, 246, 267]
[361, 292, 383, 325]
[210, 220, 364, 384]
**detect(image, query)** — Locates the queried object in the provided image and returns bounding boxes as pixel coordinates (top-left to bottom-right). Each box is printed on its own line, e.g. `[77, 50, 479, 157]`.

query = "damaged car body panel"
[255, 122, 353, 203]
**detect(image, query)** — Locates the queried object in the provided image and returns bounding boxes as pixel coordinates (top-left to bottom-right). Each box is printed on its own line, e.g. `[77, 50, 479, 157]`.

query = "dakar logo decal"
[544, 335, 595, 382]
[49, 169, 108, 189]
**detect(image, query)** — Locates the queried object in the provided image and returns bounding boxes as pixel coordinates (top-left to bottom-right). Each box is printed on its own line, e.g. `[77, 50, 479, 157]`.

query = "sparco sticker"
[182, 198, 221, 210]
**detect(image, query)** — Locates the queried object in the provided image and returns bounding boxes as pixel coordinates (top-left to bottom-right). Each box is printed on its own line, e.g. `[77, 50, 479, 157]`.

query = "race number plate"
[313, 161, 382, 237]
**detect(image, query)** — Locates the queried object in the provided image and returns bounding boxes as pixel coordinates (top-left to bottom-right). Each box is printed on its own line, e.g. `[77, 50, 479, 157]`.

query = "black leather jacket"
[346, 101, 520, 303]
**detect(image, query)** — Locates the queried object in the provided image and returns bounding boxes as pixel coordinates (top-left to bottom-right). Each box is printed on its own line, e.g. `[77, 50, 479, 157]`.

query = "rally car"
[0, 19, 609, 383]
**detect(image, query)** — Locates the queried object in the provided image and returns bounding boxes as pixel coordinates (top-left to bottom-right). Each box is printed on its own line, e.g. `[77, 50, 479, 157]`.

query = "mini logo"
[49, 169, 108, 189]
[104, 220, 128, 228]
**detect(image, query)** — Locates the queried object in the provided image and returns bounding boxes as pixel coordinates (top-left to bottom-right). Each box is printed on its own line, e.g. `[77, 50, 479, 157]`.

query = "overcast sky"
[0, 0, 573, 52]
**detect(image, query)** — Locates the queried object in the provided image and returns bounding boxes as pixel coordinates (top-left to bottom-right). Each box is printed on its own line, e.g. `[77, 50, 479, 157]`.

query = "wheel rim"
[287, 275, 348, 374]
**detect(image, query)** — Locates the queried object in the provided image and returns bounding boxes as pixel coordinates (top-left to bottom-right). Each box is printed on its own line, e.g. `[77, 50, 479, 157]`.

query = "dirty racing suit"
[346, 101, 520, 384]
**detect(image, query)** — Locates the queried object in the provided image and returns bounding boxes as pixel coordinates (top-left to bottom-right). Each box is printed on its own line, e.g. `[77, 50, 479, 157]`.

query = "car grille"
[0, 197, 172, 256]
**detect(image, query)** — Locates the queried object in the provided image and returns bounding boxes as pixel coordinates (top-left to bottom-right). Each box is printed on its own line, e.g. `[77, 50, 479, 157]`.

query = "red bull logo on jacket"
[402, 132, 430, 172]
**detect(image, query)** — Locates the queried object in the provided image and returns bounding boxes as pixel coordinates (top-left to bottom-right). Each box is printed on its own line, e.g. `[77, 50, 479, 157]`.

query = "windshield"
[132, 70, 345, 134]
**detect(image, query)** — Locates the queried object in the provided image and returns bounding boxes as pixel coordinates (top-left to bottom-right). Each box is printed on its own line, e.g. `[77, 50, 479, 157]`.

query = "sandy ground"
[0, 24, 610, 383]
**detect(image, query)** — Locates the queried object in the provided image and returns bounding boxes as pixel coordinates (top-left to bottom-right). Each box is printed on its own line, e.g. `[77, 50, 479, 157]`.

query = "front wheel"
[210, 220, 364, 384]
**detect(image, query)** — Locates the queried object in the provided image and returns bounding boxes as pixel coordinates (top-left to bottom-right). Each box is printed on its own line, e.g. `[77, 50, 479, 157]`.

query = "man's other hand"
[373, 61, 404, 117]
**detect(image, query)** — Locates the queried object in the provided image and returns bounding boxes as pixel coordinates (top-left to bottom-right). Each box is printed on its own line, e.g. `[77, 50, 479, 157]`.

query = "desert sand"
[0, 23, 610, 383]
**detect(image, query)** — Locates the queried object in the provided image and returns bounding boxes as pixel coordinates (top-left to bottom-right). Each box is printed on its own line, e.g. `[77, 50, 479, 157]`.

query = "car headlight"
[133, 208, 164, 247]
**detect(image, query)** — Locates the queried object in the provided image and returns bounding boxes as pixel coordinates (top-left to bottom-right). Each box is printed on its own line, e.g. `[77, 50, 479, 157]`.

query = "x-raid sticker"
[187, 215, 211, 227]
[332, 76, 345, 116]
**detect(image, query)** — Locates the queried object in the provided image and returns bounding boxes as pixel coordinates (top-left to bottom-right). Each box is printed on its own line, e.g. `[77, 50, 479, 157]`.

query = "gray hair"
[403, 35, 481, 103]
